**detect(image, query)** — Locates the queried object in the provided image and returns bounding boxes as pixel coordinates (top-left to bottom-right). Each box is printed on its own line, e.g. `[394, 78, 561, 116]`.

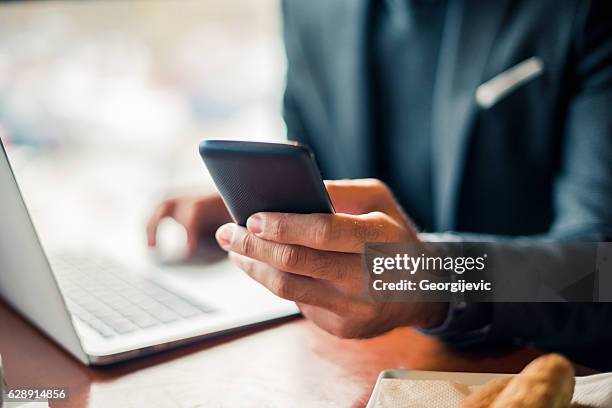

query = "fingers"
[325, 179, 411, 226]
[217, 223, 360, 281]
[146, 198, 202, 255]
[228, 253, 353, 315]
[174, 199, 207, 255]
[146, 200, 176, 247]
[146, 194, 230, 256]
[245, 211, 408, 253]
[325, 179, 392, 214]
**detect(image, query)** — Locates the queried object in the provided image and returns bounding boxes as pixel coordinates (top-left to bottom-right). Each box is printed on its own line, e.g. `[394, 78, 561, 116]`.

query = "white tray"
[366, 370, 512, 408]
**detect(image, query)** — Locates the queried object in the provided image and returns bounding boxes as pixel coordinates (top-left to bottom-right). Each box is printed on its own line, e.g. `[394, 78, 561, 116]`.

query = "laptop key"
[84, 319, 116, 338]
[128, 314, 158, 329]
[172, 304, 201, 318]
[153, 309, 181, 324]
[102, 317, 138, 334]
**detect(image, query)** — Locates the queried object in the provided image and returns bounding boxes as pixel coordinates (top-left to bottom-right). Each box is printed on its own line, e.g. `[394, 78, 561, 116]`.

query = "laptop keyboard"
[52, 255, 214, 338]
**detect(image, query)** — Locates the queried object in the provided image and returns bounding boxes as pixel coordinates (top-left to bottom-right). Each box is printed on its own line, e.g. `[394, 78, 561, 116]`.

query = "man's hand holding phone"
[215, 179, 448, 338]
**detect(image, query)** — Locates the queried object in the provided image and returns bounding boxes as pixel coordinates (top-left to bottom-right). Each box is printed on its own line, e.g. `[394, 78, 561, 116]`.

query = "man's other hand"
[147, 193, 231, 256]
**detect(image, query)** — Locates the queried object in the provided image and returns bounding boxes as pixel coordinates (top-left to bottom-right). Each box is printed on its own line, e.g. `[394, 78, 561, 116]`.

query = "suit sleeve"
[421, 0, 612, 369]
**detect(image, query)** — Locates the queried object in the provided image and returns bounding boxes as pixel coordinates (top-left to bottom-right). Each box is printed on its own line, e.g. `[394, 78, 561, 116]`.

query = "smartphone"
[199, 140, 335, 226]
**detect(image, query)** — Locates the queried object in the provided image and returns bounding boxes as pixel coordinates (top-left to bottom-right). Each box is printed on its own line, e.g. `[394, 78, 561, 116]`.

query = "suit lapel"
[431, 0, 510, 230]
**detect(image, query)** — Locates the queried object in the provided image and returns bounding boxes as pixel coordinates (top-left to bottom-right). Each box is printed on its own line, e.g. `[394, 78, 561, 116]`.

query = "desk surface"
[0, 301, 595, 408]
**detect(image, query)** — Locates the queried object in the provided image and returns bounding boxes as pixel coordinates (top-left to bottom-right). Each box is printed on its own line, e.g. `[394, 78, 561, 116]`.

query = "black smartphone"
[199, 140, 335, 226]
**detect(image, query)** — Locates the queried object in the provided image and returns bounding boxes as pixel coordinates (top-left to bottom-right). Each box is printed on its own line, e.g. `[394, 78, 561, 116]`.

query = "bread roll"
[460, 377, 512, 408]
[490, 354, 575, 408]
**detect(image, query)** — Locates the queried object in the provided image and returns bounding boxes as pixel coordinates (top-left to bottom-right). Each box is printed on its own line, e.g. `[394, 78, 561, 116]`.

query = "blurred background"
[0, 0, 285, 259]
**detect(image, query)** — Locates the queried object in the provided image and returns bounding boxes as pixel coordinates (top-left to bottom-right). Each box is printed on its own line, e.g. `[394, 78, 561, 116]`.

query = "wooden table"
[0, 301, 595, 408]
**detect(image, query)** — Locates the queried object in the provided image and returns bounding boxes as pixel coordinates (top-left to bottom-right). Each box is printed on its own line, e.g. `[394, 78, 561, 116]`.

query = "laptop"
[0, 139, 298, 365]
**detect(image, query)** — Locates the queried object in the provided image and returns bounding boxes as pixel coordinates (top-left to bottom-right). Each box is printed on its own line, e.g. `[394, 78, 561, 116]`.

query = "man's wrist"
[412, 302, 450, 330]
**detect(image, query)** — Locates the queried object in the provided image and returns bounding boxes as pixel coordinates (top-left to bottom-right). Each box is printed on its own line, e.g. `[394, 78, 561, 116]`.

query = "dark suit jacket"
[281, 0, 612, 370]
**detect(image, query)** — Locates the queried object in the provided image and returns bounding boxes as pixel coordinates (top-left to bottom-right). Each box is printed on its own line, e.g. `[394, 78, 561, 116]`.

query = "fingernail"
[215, 224, 234, 248]
[246, 214, 263, 235]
